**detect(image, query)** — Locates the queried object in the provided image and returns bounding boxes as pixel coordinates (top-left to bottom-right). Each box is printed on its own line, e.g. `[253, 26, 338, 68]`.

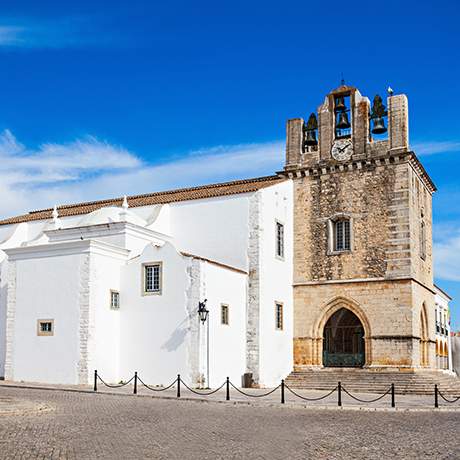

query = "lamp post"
[198, 299, 209, 388]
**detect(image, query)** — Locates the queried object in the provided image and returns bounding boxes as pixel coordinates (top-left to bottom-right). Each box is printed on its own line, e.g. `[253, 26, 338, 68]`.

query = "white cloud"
[0, 19, 115, 49]
[412, 140, 460, 156]
[434, 228, 460, 282]
[0, 26, 26, 46]
[0, 130, 283, 218]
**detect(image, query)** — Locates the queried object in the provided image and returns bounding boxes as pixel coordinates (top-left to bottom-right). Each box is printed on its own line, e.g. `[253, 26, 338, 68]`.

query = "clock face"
[331, 139, 353, 161]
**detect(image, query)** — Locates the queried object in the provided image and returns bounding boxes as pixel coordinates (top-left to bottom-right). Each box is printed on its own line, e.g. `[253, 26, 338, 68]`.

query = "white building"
[0, 176, 293, 387]
[434, 285, 453, 373]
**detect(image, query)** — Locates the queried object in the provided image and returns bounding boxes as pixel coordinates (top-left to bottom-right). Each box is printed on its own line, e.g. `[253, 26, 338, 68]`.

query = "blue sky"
[0, 0, 459, 326]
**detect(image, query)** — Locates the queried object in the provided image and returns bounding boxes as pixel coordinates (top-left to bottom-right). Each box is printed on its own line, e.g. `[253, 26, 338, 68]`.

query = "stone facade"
[283, 85, 437, 371]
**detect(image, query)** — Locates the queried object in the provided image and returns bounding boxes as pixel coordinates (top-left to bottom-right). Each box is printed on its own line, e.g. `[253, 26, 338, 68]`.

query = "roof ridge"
[29, 175, 280, 214]
[0, 174, 285, 225]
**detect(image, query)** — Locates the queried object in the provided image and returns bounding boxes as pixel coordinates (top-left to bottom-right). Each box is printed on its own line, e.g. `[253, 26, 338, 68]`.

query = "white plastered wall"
[118, 242, 192, 385]
[8, 252, 84, 384]
[258, 181, 294, 387]
[87, 251, 125, 382]
[197, 260, 247, 388]
[170, 195, 250, 271]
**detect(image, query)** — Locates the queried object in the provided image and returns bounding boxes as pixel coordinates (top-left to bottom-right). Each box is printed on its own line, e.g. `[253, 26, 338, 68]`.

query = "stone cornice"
[278, 150, 436, 193]
[293, 276, 436, 295]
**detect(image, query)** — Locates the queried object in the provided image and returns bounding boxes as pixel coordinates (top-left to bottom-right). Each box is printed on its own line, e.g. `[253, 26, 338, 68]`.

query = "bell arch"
[312, 296, 372, 367]
[419, 303, 429, 367]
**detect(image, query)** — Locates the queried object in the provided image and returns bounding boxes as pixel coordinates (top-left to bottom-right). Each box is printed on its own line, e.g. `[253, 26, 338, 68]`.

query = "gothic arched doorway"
[323, 308, 365, 367]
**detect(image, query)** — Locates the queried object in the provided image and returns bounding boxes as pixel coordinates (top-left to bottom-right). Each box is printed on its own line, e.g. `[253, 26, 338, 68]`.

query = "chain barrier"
[438, 390, 460, 404]
[96, 374, 135, 389]
[341, 385, 391, 403]
[180, 378, 227, 396]
[92, 370, 404, 409]
[137, 375, 177, 392]
[284, 384, 337, 402]
[229, 381, 281, 398]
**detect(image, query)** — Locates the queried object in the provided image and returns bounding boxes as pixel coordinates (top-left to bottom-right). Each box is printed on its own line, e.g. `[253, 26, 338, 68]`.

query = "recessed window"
[143, 263, 162, 295]
[221, 304, 229, 325]
[110, 290, 120, 310]
[37, 320, 54, 336]
[275, 302, 283, 330]
[333, 219, 351, 252]
[276, 221, 285, 259]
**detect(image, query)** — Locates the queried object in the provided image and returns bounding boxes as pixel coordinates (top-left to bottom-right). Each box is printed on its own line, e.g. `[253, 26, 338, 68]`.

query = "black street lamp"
[197, 299, 209, 388]
[198, 299, 209, 324]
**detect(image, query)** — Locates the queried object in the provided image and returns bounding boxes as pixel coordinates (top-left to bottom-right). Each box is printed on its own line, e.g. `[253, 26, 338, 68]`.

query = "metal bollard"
[134, 372, 138, 395]
[94, 370, 98, 392]
[391, 383, 395, 408]
[226, 377, 230, 401]
[177, 374, 181, 398]
[281, 379, 285, 404]
[338, 381, 342, 407]
[434, 384, 439, 408]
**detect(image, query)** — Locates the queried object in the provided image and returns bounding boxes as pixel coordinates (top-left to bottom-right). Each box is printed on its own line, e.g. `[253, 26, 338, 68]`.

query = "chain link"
[284, 384, 337, 401]
[341, 386, 391, 403]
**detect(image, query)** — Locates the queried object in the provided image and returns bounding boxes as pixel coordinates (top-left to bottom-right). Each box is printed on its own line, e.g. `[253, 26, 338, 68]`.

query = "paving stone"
[0, 386, 459, 459]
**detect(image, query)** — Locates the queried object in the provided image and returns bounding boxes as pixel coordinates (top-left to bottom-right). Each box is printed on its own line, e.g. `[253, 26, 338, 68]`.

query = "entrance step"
[284, 369, 460, 395]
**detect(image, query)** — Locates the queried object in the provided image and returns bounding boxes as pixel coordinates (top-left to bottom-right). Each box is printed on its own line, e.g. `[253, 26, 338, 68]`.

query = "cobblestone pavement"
[1, 386, 459, 459]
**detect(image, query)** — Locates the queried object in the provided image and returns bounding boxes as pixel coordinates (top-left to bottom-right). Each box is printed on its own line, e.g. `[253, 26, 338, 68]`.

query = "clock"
[331, 139, 353, 161]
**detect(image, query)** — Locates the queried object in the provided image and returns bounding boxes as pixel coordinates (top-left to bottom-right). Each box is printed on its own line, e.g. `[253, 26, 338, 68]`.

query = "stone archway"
[312, 296, 372, 367]
[419, 303, 429, 367]
[323, 308, 365, 367]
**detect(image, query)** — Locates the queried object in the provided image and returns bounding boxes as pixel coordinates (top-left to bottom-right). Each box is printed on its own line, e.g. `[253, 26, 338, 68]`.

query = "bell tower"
[282, 84, 437, 371]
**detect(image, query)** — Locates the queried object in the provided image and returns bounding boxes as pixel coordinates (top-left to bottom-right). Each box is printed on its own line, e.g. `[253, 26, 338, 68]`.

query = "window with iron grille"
[144, 263, 162, 294]
[334, 219, 351, 251]
[276, 221, 285, 259]
[37, 320, 54, 336]
[221, 304, 229, 325]
[110, 290, 120, 310]
[275, 302, 283, 330]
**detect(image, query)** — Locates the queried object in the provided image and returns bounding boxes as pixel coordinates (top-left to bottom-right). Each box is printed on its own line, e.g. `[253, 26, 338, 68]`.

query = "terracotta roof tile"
[0, 175, 285, 226]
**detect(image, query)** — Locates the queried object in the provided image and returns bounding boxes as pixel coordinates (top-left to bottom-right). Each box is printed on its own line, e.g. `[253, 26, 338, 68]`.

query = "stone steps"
[285, 370, 460, 395]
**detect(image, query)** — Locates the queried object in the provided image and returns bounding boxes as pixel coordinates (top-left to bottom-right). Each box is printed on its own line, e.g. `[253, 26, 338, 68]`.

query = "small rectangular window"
[143, 263, 162, 294]
[276, 221, 285, 259]
[37, 320, 54, 336]
[275, 302, 283, 330]
[221, 304, 229, 325]
[110, 290, 120, 310]
[334, 220, 350, 251]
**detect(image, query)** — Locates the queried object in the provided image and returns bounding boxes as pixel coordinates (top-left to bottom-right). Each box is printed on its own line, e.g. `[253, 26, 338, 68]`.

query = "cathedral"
[0, 85, 450, 388]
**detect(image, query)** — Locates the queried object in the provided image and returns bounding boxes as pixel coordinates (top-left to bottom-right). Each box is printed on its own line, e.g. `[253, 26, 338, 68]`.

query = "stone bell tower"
[282, 84, 437, 371]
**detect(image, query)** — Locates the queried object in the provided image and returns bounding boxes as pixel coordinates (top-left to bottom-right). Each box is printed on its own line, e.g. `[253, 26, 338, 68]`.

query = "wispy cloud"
[434, 223, 460, 282]
[0, 18, 115, 49]
[0, 130, 282, 217]
[413, 140, 460, 156]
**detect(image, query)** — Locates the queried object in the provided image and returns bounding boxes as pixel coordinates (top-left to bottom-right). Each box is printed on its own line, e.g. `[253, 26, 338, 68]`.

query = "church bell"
[304, 129, 317, 146]
[370, 94, 388, 135]
[335, 96, 346, 112]
[371, 116, 387, 134]
[336, 111, 351, 130]
[304, 112, 318, 147]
